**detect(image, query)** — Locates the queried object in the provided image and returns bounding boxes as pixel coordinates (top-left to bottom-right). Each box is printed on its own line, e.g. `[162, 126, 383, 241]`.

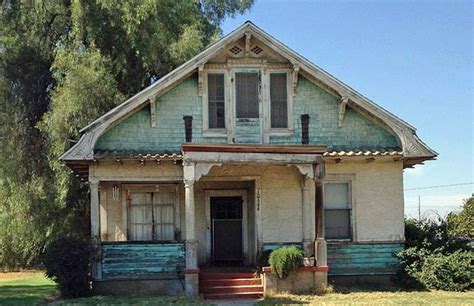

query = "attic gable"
[60, 21, 436, 166]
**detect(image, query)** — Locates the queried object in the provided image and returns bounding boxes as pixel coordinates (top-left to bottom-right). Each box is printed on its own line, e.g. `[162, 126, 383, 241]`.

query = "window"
[127, 190, 175, 241]
[270, 73, 288, 128]
[235, 72, 259, 118]
[208, 74, 225, 129]
[324, 182, 351, 240]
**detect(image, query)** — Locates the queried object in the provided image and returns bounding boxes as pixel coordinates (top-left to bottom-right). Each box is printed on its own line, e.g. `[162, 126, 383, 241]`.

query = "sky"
[221, 0, 473, 219]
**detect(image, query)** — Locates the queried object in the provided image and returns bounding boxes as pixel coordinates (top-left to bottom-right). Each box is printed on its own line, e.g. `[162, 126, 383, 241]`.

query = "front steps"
[199, 271, 264, 300]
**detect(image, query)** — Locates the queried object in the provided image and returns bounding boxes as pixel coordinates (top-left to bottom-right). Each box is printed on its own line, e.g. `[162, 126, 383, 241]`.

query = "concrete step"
[200, 278, 262, 287]
[202, 292, 264, 300]
[200, 284, 263, 294]
[199, 272, 257, 280]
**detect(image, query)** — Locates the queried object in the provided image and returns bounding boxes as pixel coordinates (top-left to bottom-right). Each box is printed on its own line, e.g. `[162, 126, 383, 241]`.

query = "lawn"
[0, 271, 473, 305]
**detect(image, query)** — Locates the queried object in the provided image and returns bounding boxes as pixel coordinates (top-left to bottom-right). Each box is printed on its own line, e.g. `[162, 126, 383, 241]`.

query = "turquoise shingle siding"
[234, 118, 261, 143]
[101, 243, 185, 280]
[95, 75, 399, 153]
[327, 243, 403, 276]
[95, 76, 227, 153]
[270, 77, 399, 150]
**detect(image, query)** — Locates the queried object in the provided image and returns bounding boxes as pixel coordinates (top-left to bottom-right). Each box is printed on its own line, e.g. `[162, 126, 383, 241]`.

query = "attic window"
[229, 45, 242, 55]
[251, 45, 263, 55]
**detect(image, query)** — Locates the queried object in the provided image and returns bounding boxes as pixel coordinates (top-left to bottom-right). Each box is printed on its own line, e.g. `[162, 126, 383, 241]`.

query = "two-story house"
[61, 22, 436, 299]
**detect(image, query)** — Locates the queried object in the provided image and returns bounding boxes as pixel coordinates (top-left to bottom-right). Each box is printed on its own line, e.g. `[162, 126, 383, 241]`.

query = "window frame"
[264, 69, 293, 136]
[323, 179, 355, 242]
[122, 184, 179, 242]
[202, 69, 229, 137]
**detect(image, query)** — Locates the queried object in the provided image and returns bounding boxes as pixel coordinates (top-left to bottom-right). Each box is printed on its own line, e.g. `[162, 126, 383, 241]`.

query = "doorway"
[205, 190, 248, 266]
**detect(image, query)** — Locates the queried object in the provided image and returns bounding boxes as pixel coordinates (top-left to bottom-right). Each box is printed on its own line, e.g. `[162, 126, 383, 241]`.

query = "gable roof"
[60, 21, 437, 167]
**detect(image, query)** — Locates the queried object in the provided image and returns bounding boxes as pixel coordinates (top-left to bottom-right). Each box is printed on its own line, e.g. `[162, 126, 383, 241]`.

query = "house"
[61, 21, 436, 298]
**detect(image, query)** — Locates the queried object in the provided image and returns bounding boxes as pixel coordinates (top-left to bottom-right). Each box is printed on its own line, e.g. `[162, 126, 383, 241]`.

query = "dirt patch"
[0, 271, 44, 281]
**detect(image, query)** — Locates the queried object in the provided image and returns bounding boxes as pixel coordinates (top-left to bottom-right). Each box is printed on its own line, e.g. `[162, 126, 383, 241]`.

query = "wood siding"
[327, 243, 403, 276]
[101, 243, 185, 280]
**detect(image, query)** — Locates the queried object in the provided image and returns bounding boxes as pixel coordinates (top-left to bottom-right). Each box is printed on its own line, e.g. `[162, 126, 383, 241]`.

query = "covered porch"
[87, 144, 329, 295]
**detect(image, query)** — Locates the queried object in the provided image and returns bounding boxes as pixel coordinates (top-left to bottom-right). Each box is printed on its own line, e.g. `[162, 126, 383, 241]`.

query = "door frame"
[205, 189, 249, 265]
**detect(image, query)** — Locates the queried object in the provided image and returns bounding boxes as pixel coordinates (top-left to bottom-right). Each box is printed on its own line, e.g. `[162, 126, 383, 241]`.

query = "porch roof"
[181, 143, 327, 155]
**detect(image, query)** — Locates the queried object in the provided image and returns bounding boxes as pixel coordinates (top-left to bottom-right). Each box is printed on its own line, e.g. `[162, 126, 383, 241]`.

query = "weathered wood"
[101, 243, 185, 280]
[183, 116, 193, 142]
[327, 243, 403, 276]
[300, 114, 310, 144]
[182, 143, 326, 154]
[338, 97, 348, 128]
[150, 99, 157, 128]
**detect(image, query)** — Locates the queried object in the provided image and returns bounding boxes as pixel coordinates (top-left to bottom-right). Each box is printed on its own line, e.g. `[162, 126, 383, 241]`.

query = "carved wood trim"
[292, 64, 300, 95]
[338, 96, 349, 128]
[198, 65, 204, 96]
[150, 99, 157, 128]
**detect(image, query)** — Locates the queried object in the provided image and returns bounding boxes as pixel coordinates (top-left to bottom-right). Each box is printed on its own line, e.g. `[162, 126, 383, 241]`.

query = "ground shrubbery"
[397, 203, 473, 291]
[43, 237, 92, 298]
[268, 246, 304, 279]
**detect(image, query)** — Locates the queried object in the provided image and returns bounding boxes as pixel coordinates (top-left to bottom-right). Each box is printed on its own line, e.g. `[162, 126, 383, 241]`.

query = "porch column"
[89, 179, 102, 280]
[302, 176, 315, 257]
[315, 182, 327, 266]
[183, 162, 199, 295]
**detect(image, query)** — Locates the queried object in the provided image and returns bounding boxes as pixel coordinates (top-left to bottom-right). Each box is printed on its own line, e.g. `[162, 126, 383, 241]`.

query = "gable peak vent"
[229, 45, 242, 55]
[251, 45, 263, 55]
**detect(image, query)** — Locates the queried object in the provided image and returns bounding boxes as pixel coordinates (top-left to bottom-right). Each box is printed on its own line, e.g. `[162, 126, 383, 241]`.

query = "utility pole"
[418, 195, 421, 221]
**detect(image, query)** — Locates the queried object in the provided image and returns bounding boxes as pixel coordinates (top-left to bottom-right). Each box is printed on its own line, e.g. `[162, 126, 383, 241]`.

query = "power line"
[405, 182, 473, 191]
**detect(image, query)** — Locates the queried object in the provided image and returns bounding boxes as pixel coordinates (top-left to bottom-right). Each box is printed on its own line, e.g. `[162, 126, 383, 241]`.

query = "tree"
[0, 0, 254, 269]
[447, 196, 474, 239]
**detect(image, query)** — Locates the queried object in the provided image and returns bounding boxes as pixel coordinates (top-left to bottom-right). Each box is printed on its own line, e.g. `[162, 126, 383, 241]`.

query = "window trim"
[122, 184, 179, 242]
[202, 69, 229, 137]
[264, 69, 293, 136]
[323, 178, 355, 242]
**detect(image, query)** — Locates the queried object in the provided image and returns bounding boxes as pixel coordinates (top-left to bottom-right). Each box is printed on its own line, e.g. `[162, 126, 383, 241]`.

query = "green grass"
[0, 271, 57, 305]
[1, 272, 472, 305]
[260, 290, 474, 305]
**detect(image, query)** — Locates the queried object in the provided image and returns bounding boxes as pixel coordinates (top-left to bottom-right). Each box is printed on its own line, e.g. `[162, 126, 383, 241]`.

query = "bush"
[268, 246, 303, 279]
[43, 237, 92, 298]
[417, 251, 473, 291]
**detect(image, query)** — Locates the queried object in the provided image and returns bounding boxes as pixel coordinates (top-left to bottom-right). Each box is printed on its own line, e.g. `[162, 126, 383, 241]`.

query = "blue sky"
[221, 0, 473, 218]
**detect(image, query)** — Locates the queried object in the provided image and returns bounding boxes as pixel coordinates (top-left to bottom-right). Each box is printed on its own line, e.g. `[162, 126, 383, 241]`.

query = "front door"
[210, 196, 243, 264]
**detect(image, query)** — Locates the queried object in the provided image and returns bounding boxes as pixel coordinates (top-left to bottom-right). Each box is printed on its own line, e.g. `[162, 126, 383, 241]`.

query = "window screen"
[270, 73, 288, 128]
[208, 74, 225, 129]
[324, 183, 351, 239]
[235, 72, 259, 118]
[128, 191, 175, 241]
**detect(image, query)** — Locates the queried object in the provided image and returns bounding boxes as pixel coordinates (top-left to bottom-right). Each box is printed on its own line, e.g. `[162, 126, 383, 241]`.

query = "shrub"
[43, 237, 92, 298]
[268, 246, 303, 279]
[417, 251, 473, 291]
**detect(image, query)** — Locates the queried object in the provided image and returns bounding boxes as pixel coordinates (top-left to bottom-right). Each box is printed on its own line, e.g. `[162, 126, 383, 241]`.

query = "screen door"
[210, 196, 243, 263]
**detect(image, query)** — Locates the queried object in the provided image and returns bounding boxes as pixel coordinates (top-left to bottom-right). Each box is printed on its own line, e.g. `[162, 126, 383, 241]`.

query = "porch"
[88, 144, 329, 295]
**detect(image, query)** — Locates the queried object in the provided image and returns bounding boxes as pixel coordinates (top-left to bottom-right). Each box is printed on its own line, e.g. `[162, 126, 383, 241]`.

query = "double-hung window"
[127, 189, 176, 241]
[235, 72, 259, 118]
[324, 182, 352, 240]
[207, 73, 226, 129]
[270, 73, 288, 128]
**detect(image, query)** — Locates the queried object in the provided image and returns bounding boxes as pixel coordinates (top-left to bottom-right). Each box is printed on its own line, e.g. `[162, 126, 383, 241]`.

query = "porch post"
[302, 176, 314, 257]
[89, 179, 102, 280]
[183, 162, 199, 295]
[315, 182, 327, 266]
